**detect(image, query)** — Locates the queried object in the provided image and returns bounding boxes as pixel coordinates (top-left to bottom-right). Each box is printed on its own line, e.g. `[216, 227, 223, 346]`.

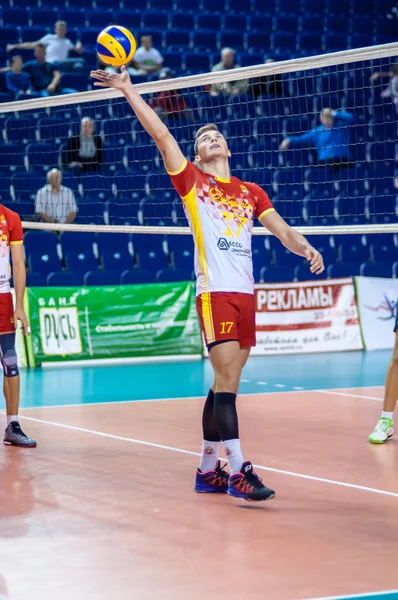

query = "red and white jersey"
[169, 160, 274, 296]
[0, 205, 23, 294]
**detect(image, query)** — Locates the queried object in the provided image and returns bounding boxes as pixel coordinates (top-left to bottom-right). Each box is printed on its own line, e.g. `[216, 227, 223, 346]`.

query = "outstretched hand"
[90, 65, 131, 91]
[304, 247, 324, 275]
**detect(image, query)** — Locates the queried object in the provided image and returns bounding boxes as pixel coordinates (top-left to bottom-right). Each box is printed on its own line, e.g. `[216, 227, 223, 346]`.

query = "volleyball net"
[1, 41, 397, 237]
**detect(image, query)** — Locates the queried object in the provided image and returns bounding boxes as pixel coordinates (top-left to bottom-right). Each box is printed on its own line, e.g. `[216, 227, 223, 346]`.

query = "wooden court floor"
[1, 378, 398, 600]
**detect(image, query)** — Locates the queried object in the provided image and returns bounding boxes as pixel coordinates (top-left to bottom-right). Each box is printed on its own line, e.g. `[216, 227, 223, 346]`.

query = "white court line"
[307, 591, 398, 600]
[316, 390, 383, 402]
[18, 385, 385, 411]
[18, 414, 398, 499]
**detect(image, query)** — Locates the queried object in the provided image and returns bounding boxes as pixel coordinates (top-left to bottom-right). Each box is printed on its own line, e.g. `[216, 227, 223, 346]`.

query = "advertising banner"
[26, 282, 202, 364]
[252, 278, 363, 355]
[355, 276, 398, 350]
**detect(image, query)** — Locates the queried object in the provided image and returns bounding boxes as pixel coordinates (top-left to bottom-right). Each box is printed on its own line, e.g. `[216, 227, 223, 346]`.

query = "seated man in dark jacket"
[64, 117, 103, 172]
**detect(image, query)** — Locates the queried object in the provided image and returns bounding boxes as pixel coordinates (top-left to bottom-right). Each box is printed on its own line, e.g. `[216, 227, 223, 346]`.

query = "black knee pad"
[0, 333, 19, 377]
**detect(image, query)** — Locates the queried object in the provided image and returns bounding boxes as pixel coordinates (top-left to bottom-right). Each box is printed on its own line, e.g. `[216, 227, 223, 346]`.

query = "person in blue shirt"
[22, 43, 77, 96]
[5, 55, 33, 98]
[280, 108, 354, 171]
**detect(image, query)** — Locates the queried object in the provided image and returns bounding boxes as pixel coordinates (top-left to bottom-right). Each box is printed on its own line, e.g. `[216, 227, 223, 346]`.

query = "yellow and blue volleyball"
[96, 26, 136, 67]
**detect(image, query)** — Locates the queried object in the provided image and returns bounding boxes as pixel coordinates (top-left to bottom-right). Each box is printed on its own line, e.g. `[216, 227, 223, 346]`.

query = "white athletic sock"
[382, 411, 394, 420]
[223, 439, 244, 475]
[6, 415, 18, 426]
[199, 440, 221, 472]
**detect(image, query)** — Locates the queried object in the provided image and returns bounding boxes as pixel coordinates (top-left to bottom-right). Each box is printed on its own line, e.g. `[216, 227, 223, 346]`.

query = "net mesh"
[0, 42, 397, 236]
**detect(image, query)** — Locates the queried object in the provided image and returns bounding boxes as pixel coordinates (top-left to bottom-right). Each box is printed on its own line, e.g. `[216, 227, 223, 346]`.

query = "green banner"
[26, 282, 202, 364]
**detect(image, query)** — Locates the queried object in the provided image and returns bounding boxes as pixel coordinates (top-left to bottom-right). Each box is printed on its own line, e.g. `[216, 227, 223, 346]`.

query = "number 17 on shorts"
[196, 292, 256, 349]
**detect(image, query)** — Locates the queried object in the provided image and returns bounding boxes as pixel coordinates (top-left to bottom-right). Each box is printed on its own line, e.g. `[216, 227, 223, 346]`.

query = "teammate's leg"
[369, 329, 398, 444]
[1, 331, 36, 448]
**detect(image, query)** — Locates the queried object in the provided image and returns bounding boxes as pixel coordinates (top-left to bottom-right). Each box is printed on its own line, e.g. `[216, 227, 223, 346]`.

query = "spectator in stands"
[35, 169, 77, 224]
[22, 44, 77, 96]
[149, 68, 194, 123]
[5, 56, 33, 98]
[64, 117, 103, 172]
[211, 48, 248, 96]
[249, 58, 283, 98]
[131, 36, 163, 77]
[7, 21, 85, 74]
[280, 108, 354, 171]
[370, 63, 398, 108]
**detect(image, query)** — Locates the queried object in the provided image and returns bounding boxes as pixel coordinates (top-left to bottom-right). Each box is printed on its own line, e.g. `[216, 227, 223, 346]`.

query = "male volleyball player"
[369, 320, 398, 444]
[91, 66, 324, 501]
[0, 205, 36, 447]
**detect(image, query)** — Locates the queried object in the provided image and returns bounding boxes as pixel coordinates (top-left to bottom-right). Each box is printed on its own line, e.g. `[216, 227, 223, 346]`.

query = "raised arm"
[280, 129, 315, 151]
[91, 66, 185, 173]
[7, 41, 39, 51]
[260, 210, 324, 275]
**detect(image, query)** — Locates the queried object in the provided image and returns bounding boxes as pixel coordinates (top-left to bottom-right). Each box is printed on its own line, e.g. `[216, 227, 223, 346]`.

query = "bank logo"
[217, 238, 229, 250]
[39, 307, 82, 355]
[365, 295, 398, 321]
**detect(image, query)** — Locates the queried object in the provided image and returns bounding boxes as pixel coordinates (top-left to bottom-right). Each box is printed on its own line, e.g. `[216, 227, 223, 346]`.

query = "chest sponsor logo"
[217, 238, 250, 257]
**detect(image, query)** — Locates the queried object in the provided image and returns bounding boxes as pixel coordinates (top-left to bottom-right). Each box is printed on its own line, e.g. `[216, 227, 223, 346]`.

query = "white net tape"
[0, 41, 397, 235]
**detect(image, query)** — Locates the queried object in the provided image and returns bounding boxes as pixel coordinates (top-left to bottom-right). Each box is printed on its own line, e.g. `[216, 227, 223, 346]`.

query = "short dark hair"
[194, 123, 219, 154]
[35, 43, 46, 51]
[10, 55, 22, 66]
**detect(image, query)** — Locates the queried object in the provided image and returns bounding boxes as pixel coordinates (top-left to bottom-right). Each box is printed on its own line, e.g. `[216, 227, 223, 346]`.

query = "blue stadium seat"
[247, 15, 273, 33]
[156, 268, 192, 282]
[61, 74, 88, 92]
[337, 196, 367, 225]
[196, 13, 221, 30]
[323, 34, 347, 51]
[228, 94, 257, 120]
[29, 252, 62, 276]
[81, 104, 111, 122]
[327, 262, 360, 278]
[167, 234, 194, 269]
[170, 13, 194, 29]
[199, 94, 229, 122]
[137, 248, 169, 272]
[0, 26, 19, 46]
[124, 144, 158, 171]
[146, 172, 173, 196]
[5, 117, 36, 144]
[26, 272, 47, 287]
[249, 143, 281, 169]
[24, 230, 58, 258]
[326, 16, 349, 34]
[11, 171, 42, 200]
[298, 33, 323, 52]
[66, 251, 98, 274]
[132, 233, 164, 255]
[175, 0, 201, 9]
[60, 231, 96, 256]
[150, 0, 174, 10]
[102, 118, 132, 146]
[245, 31, 270, 52]
[121, 269, 155, 284]
[294, 263, 321, 281]
[142, 11, 169, 29]
[108, 198, 141, 226]
[183, 52, 211, 73]
[270, 32, 297, 51]
[75, 201, 106, 224]
[47, 271, 85, 286]
[239, 53, 265, 68]
[337, 242, 369, 264]
[84, 270, 121, 286]
[368, 142, 396, 164]
[140, 197, 171, 225]
[190, 31, 217, 52]
[81, 174, 114, 199]
[360, 261, 392, 278]
[368, 194, 397, 224]
[272, 245, 304, 267]
[202, 0, 225, 10]
[253, 118, 281, 142]
[103, 146, 125, 174]
[218, 31, 245, 51]
[163, 29, 190, 50]
[260, 265, 294, 283]
[30, 9, 57, 26]
[223, 14, 245, 30]
[85, 11, 113, 27]
[370, 242, 398, 264]
[0, 172, 11, 202]
[349, 33, 375, 49]
[0, 144, 25, 173]
[226, 120, 253, 141]
[299, 16, 323, 33]
[115, 171, 147, 199]
[102, 250, 133, 274]
[277, 0, 299, 14]
[26, 142, 58, 172]
[58, 10, 86, 27]
[95, 232, 130, 255]
[2, 9, 30, 26]
[227, 0, 247, 11]
[161, 51, 183, 71]
[38, 117, 69, 144]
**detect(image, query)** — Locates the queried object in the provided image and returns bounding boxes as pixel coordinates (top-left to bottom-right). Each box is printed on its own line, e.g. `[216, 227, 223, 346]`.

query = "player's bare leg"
[1, 332, 36, 448]
[369, 330, 398, 444]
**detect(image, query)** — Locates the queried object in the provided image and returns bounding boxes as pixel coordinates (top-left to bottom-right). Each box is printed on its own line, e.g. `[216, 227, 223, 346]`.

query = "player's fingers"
[121, 65, 126, 72]
[93, 82, 109, 87]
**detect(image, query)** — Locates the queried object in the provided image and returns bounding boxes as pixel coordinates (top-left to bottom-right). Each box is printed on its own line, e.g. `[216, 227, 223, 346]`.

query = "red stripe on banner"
[257, 321, 332, 332]
[345, 318, 359, 326]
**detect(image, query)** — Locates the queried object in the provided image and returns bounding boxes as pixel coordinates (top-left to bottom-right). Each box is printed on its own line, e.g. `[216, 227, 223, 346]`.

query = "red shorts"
[0, 293, 15, 334]
[196, 292, 256, 349]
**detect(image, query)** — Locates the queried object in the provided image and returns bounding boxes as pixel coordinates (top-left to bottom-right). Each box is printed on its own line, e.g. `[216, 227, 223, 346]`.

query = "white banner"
[252, 278, 363, 355]
[355, 276, 398, 350]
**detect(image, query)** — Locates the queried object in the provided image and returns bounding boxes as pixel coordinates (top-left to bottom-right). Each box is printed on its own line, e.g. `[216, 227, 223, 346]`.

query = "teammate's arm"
[260, 211, 324, 274]
[91, 66, 185, 173]
[10, 244, 29, 334]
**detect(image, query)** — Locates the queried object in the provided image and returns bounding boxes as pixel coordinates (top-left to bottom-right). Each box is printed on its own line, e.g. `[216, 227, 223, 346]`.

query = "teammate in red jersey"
[0, 206, 36, 447]
[91, 66, 324, 501]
